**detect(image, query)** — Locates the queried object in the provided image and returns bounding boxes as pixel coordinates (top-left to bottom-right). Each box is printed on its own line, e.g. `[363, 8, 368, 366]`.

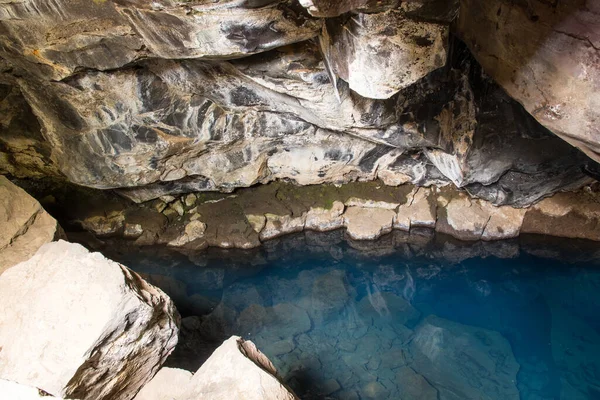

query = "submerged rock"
[0, 176, 63, 274]
[548, 305, 600, 400]
[409, 315, 520, 400]
[0, 241, 180, 400]
[395, 366, 438, 400]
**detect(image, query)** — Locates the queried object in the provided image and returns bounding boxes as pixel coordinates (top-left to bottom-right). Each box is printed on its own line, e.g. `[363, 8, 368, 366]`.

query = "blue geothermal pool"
[105, 231, 600, 400]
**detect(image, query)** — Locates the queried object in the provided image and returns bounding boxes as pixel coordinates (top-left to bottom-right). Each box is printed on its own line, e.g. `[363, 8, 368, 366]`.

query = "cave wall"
[0, 0, 598, 207]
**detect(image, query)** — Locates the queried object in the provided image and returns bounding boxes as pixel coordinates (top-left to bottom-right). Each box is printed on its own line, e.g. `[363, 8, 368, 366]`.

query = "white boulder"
[181, 336, 297, 400]
[0, 240, 180, 400]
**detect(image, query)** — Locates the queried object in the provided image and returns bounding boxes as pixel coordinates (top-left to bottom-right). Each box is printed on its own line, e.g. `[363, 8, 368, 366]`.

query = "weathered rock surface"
[304, 201, 345, 231]
[0, 176, 62, 274]
[133, 368, 192, 400]
[343, 207, 396, 240]
[521, 190, 600, 241]
[50, 180, 600, 248]
[394, 187, 436, 230]
[0, 0, 320, 81]
[181, 336, 297, 400]
[0, 11, 595, 208]
[298, 0, 399, 17]
[0, 240, 180, 400]
[436, 189, 527, 241]
[322, 10, 448, 99]
[456, 0, 600, 163]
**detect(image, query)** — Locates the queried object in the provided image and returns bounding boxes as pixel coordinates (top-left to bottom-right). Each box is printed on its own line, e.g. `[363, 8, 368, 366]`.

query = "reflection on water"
[103, 231, 600, 400]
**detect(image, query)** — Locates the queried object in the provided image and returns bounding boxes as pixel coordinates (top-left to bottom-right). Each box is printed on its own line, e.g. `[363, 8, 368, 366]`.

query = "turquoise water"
[104, 232, 600, 399]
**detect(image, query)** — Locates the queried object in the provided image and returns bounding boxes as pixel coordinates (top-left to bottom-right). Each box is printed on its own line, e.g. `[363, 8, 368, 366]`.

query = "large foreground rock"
[181, 336, 297, 400]
[0, 241, 180, 400]
[0, 176, 63, 274]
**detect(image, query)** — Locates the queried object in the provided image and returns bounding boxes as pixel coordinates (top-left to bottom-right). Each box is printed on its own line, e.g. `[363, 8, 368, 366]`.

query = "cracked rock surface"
[0, 0, 597, 208]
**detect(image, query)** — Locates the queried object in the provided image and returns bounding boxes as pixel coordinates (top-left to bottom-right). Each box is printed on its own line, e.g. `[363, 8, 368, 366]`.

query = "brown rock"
[0, 176, 63, 274]
[456, 0, 600, 162]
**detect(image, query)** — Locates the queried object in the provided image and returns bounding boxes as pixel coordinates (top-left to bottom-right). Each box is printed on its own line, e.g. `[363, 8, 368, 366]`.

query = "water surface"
[103, 231, 600, 400]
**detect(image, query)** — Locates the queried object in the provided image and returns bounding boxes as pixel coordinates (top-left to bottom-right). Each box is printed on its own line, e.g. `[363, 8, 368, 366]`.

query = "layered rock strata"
[0, 241, 180, 400]
[0, 0, 596, 208]
[72, 181, 600, 251]
[0, 175, 63, 274]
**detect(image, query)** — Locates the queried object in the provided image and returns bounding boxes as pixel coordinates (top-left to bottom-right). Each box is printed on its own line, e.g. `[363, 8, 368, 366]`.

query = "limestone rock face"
[0, 0, 320, 81]
[456, 0, 600, 163]
[0, 241, 180, 400]
[436, 190, 527, 241]
[0, 0, 597, 208]
[343, 207, 395, 240]
[181, 336, 297, 400]
[0, 176, 62, 274]
[323, 10, 448, 99]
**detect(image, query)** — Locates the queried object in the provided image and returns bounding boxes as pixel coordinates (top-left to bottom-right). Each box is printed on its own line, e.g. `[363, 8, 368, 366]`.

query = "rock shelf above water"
[56, 180, 600, 251]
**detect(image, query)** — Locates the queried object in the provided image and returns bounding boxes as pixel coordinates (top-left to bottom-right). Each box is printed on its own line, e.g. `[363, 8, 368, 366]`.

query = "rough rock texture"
[133, 368, 192, 400]
[0, 0, 320, 81]
[456, 0, 600, 163]
[0, 0, 595, 208]
[322, 10, 448, 99]
[394, 187, 436, 230]
[521, 190, 600, 241]
[54, 181, 600, 247]
[436, 189, 527, 241]
[343, 207, 396, 240]
[0, 176, 62, 274]
[0, 240, 180, 400]
[181, 336, 297, 400]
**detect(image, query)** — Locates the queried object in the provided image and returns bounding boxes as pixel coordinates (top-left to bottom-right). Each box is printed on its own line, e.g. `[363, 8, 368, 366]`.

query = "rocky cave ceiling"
[0, 0, 598, 207]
